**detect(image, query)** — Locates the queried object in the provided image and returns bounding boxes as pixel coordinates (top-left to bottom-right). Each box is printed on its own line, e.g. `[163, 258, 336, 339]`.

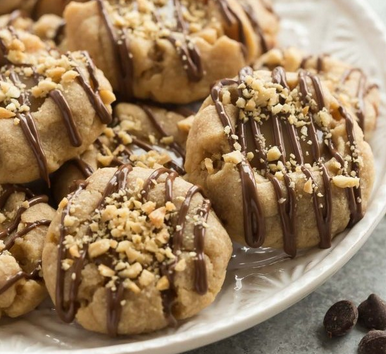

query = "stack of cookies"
[0, 0, 378, 338]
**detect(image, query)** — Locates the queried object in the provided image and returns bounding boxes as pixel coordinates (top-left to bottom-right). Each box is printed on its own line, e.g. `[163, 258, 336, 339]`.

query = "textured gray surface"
[185, 1, 386, 353]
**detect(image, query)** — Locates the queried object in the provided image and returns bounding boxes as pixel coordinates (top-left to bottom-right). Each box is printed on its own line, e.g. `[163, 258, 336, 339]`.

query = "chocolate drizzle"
[97, 0, 135, 100]
[96, 0, 262, 98]
[96, 0, 204, 99]
[241, 3, 269, 53]
[167, 0, 203, 82]
[193, 197, 210, 295]
[7, 70, 50, 184]
[300, 55, 378, 134]
[300, 54, 325, 73]
[56, 165, 210, 335]
[0, 266, 41, 295]
[140, 104, 186, 160]
[210, 66, 364, 256]
[0, 28, 112, 184]
[49, 90, 82, 147]
[216, 0, 247, 56]
[337, 105, 363, 226]
[211, 71, 264, 248]
[68, 103, 186, 181]
[70, 158, 94, 179]
[56, 181, 88, 323]
[141, 170, 210, 322]
[339, 68, 378, 134]
[0, 185, 51, 295]
[67, 51, 113, 125]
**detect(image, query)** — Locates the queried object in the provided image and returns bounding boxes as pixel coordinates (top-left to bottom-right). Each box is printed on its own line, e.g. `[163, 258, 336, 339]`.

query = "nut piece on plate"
[64, 0, 279, 103]
[185, 66, 375, 256]
[42, 166, 232, 336]
[0, 27, 115, 185]
[52, 102, 192, 202]
[255, 47, 380, 137]
[0, 184, 55, 318]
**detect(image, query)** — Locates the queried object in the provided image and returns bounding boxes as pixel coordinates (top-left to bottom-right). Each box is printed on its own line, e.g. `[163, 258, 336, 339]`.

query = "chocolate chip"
[359, 294, 386, 330]
[358, 330, 386, 354]
[323, 300, 358, 337]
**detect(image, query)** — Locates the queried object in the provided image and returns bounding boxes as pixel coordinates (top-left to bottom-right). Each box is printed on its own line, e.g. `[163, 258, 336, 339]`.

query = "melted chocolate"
[241, 3, 269, 53]
[216, 0, 246, 50]
[167, 0, 203, 81]
[300, 56, 377, 134]
[193, 198, 210, 295]
[49, 90, 82, 147]
[97, 0, 135, 100]
[56, 165, 210, 335]
[68, 51, 112, 125]
[0, 29, 112, 184]
[70, 158, 94, 179]
[96, 0, 259, 98]
[339, 68, 377, 134]
[56, 181, 88, 323]
[140, 104, 186, 159]
[211, 71, 265, 248]
[0, 267, 40, 295]
[210, 66, 364, 256]
[0, 185, 51, 294]
[68, 103, 186, 183]
[19, 113, 51, 184]
[53, 20, 66, 45]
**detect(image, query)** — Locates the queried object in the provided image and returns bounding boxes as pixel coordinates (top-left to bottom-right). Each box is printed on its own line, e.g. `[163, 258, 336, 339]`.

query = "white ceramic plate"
[3, 0, 386, 353]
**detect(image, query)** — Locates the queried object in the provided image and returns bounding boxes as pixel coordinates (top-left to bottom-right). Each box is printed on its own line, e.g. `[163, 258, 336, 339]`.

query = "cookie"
[0, 11, 66, 46]
[42, 166, 232, 335]
[53, 102, 190, 201]
[255, 48, 380, 137]
[64, 0, 279, 103]
[0, 28, 115, 185]
[0, 184, 55, 318]
[0, 0, 87, 18]
[185, 67, 375, 256]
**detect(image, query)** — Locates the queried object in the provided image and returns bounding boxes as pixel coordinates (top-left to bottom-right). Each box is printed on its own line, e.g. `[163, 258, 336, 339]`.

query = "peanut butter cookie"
[0, 0, 87, 18]
[0, 28, 115, 185]
[0, 184, 55, 318]
[255, 48, 380, 137]
[64, 0, 279, 103]
[0, 11, 66, 46]
[53, 102, 190, 201]
[185, 67, 375, 256]
[43, 166, 232, 335]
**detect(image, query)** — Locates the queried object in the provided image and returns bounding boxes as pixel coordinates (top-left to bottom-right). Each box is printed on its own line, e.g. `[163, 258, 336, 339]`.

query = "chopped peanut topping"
[332, 176, 360, 188]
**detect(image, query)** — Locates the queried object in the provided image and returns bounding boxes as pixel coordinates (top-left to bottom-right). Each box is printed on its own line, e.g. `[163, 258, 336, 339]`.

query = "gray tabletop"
[186, 1, 386, 353]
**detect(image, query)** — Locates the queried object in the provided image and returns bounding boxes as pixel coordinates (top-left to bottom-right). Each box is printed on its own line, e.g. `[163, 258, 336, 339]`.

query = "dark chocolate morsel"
[359, 294, 386, 330]
[323, 300, 358, 337]
[359, 330, 386, 354]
